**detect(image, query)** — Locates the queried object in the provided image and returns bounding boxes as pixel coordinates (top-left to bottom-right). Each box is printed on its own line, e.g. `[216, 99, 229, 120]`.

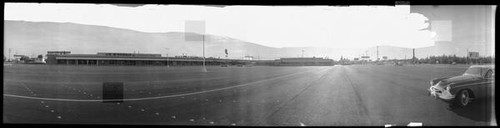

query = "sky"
[4, 3, 435, 49]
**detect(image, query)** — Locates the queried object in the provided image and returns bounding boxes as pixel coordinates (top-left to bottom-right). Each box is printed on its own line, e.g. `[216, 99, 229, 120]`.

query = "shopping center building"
[45, 51, 243, 66]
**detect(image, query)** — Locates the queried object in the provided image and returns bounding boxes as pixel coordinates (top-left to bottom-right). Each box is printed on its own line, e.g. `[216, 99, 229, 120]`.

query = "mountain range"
[4, 20, 472, 60]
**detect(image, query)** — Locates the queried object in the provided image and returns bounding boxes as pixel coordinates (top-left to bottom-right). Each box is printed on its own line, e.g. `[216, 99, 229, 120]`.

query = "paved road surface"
[3, 64, 495, 126]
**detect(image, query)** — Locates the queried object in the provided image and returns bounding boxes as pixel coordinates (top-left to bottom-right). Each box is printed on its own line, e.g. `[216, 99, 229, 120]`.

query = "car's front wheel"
[455, 90, 472, 107]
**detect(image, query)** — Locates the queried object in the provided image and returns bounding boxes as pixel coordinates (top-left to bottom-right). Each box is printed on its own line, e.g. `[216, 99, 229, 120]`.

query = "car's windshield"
[464, 67, 482, 75]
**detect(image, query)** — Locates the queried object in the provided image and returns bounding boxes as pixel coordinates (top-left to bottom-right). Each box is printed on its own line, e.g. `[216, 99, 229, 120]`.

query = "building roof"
[53, 54, 244, 62]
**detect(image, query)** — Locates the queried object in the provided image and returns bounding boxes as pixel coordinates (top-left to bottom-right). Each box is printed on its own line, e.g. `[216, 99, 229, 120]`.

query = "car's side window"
[484, 70, 493, 78]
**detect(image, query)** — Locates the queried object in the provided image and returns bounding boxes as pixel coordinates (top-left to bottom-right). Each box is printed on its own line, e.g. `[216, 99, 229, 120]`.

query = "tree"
[38, 54, 43, 59]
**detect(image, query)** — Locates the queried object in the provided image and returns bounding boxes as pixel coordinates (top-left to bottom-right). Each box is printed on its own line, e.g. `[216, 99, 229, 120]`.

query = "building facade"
[46, 51, 247, 66]
[274, 57, 334, 66]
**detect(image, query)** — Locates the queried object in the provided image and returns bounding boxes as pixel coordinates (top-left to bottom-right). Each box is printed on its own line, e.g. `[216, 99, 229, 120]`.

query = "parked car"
[428, 65, 494, 108]
[395, 61, 403, 66]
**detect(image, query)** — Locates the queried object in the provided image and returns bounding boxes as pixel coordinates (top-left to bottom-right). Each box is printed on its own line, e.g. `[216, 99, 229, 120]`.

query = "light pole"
[185, 20, 207, 72]
[201, 34, 207, 72]
[376, 45, 379, 62]
[8, 48, 11, 62]
[164, 48, 169, 68]
[466, 48, 469, 64]
[302, 50, 304, 58]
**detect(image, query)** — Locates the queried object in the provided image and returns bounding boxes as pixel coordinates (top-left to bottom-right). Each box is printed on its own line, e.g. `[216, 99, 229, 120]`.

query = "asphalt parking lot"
[3, 64, 495, 126]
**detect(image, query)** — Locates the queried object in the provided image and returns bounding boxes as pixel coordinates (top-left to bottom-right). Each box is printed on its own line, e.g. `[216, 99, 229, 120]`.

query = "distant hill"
[3, 20, 271, 59]
[3, 20, 368, 60]
[6, 20, 478, 61]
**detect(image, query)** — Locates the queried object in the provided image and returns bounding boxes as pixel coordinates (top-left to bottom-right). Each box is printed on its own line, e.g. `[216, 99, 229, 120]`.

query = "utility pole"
[341, 55, 343, 65]
[412, 48, 415, 64]
[302, 50, 304, 58]
[466, 48, 469, 64]
[376, 45, 379, 62]
[8, 48, 11, 62]
[164, 48, 169, 68]
[185, 20, 206, 71]
[202, 34, 207, 72]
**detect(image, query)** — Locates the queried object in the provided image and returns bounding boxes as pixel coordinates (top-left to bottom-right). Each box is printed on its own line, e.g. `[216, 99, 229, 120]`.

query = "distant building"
[97, 52, 160, 57]
[274, 57, 334, 66]
[47, 51, 71, 55]
[45, 51, 249, 66]
[243, 56, 253, 60]
[31, 57, 46, 64]
[174, 55, 202, 59]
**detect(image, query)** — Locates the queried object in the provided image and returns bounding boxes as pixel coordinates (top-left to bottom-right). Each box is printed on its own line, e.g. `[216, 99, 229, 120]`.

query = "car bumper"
[428, 86, 455, 101]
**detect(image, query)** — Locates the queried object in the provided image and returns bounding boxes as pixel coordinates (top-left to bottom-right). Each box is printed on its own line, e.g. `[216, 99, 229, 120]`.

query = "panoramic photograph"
[3, 3, 496, 126]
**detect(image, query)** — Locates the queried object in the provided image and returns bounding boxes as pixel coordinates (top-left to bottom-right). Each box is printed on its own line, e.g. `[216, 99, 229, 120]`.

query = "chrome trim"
[429, 85, 455, 100]
[453, 82, 491, 88]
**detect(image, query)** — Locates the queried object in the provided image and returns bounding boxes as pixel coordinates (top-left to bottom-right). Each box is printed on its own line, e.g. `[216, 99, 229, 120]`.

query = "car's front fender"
[431, 77, 449, 85]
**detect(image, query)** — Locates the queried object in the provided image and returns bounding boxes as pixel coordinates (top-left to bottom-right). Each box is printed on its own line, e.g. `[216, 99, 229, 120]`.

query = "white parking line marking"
[300, 122, 306, 126]
[407, 122, 423, 127]
[4, 69, 323, 102]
